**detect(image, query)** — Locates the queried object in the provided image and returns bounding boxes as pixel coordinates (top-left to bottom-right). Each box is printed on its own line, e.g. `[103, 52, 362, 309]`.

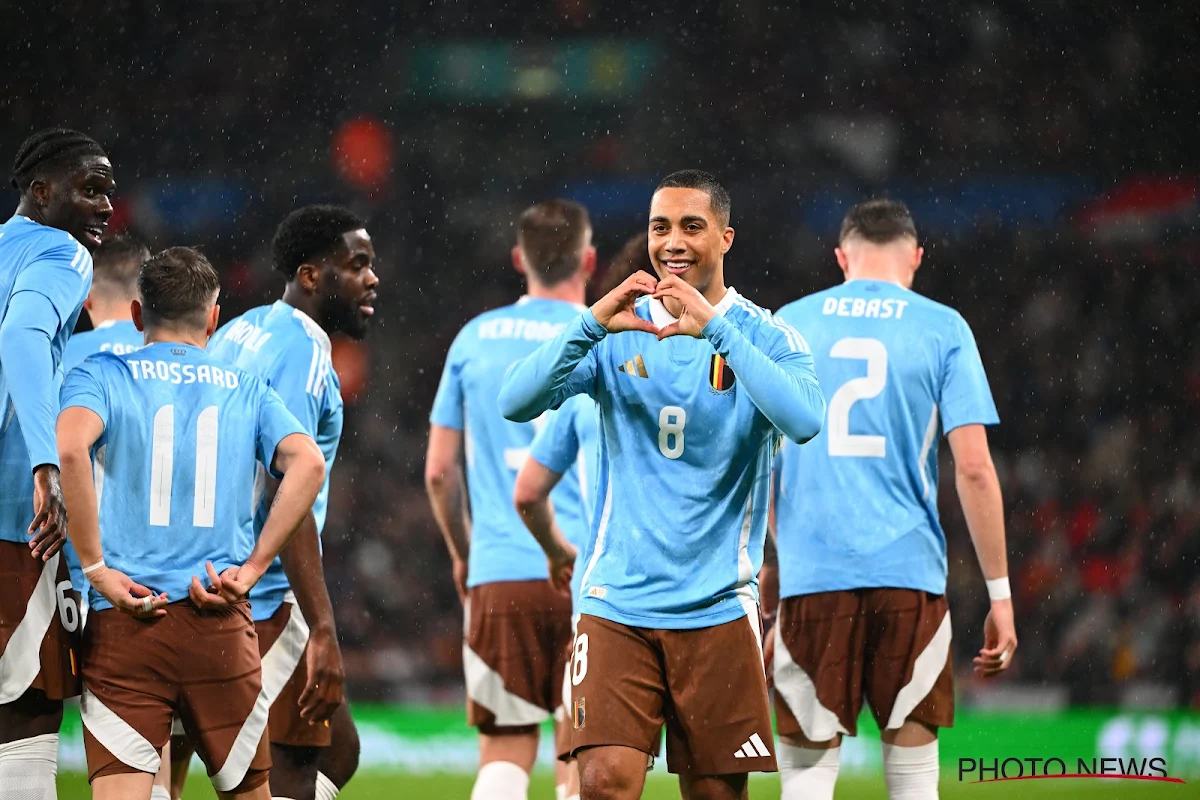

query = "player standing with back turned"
[426, 199, 595, 800]
[0, 127, 113, 799]
[499, 170, 826, 800]
[768, 199, 1018, 800]
[204, 205, 379, 800]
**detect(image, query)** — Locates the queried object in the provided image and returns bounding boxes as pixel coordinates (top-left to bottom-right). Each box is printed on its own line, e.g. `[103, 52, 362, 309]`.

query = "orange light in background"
[331, 116, 394, 191]
[332, 337, 370, 404]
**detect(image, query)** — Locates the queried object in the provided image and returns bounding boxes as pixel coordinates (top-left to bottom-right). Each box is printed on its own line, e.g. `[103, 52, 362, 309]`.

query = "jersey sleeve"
[9, 237, 92, 336]
[496, 311, 601, 422]
[59, 358, 111, 429]
[262, 343, 327, 437]
[529, 401, 580, 475]
[939, 314, 1000, 433]
[255, 384, 309, 478]
[430, 327, 469, 430]
[701, 312, 826, 444]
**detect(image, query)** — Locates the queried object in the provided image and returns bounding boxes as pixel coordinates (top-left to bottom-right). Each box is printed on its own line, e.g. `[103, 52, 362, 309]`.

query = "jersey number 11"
[149, 404, 219, 527]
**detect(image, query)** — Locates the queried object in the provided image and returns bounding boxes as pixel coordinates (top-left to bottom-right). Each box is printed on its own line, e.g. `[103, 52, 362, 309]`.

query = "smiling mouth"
[82, 224, 106, 246]
[662, 260, 693, 275]
[358, 298, 376, 317]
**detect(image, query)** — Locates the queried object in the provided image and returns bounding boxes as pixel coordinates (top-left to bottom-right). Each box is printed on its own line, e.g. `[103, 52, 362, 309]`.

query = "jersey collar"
[280, 301, 332, 354]
[516, 295, 588, 312]
[648, 286, 740, 328]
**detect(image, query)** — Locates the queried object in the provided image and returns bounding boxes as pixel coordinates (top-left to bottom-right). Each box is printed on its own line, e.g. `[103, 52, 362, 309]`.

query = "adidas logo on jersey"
[618, 354, 649, 379]
[733, 733, 772, 759]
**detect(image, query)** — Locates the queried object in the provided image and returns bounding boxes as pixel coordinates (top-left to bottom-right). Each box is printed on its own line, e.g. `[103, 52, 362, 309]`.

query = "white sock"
[883, 741, 940, 799]
[314, 771, 339, 800]
[150, 788, 171, 800]
[779, 743, 840, 800]
[556, 785, 566, 800]
[470, 760, 529, 800]
[0, 734, 58, 800]
[566, 796, 580, 800]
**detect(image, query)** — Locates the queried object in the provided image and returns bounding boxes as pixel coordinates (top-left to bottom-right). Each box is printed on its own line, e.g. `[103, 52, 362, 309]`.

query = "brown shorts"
[254, 599, 330, 748]
[773, 589, 954, 741]
[79, 600, 269, 794]
[464, 580, 573, 735]
[568, 612, 777, 776]
[0, 543, 81, 703]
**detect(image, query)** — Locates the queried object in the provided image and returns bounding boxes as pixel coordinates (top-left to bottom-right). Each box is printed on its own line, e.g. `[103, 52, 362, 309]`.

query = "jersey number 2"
[149, 404, 219, 527]
[827, 338, 887, 458]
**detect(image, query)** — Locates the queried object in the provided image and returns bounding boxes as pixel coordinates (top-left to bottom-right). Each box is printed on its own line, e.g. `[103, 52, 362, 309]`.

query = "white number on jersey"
[827, 338, 887, 458]
[571, 633, 589, 686]
[503, 411, 549, 471]
[657, 406, 686, 459]
[55, 580, 79, 633]
[149, 404, 220, 527]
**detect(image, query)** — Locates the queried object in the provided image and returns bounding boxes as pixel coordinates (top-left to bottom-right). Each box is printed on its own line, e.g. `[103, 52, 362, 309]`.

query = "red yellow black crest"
[573, 697, 586, 730]
[709, 354, 735, 392]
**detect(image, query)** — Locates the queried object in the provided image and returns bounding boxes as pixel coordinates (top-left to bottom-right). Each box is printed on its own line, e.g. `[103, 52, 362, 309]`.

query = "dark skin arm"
[266, 474, 345, 725]
[29, 464, 68, 560]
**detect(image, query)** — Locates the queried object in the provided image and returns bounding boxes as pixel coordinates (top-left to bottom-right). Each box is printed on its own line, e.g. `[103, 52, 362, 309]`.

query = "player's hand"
[652, 275, 717, 339]
[298, 627, 345, 725]
[189, 561, 259, 610]
[29, 465, 68, 561]
[90, 565, 169, 619]
[546, 540, 578, 594]
[973, 598, 1017, 677]
[452, 556, 469, 605]
[590, 271, 661, 335]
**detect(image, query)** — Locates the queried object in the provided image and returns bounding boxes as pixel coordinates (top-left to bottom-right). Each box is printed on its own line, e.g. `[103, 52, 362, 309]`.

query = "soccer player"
[56, 246, 326, 800]
[426, 199, 595, 800]
[202, 205, 378, 800]
[498, 170, 826, 800]
[64, 233, 150, 370]
[0, 127, 113, 798]
[768, 199, 1018, 800]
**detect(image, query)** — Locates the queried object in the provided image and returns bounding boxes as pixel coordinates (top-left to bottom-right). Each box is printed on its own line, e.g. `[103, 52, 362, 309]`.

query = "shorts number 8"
[571, 633, 589, 686]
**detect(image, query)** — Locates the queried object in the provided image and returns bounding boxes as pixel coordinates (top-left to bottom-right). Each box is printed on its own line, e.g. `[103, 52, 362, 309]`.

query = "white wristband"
[82, 559, 106, 575]
[986, 577, 1011, 601]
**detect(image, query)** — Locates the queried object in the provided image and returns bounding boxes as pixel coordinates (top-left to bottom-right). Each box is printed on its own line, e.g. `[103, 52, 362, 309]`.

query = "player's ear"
[721, 227, 735, 255]
[835, 247, 850, 278]
[296, 263, 320, 293]
[511, 246, 526, 276]
[913, 245, 924, 273]
[28, 178, 51, 210]
[83, 297, 93, 313]
[582, 245, 597, 279]
[130, 300, 145, 332]
[206, 304, 220, 337]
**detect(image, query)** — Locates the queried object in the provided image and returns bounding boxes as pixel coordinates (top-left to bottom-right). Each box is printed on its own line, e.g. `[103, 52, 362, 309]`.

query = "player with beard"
[172, 205, 378, 800]
[0, 127, 114, 799]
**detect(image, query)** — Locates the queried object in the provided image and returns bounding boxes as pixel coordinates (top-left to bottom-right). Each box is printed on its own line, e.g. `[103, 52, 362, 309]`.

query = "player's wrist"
[581, 309, 610, 339]
[985, 576, 1011, 602]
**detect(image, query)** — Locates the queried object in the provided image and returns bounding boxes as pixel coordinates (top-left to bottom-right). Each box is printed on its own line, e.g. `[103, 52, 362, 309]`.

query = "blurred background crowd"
[4, 1, 1196, 709]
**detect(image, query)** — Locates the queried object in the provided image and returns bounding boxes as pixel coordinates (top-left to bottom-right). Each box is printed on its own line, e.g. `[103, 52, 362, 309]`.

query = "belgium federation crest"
[709, 354, 735, 392]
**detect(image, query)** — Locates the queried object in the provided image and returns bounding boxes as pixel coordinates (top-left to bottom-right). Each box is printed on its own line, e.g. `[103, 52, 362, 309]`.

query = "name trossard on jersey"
[774, 279, 999, 597]
[208, 301, 343, 622]
[430, 296, 587, 587]
[0, 216, 92, 549]
[59, 343, 305, 612]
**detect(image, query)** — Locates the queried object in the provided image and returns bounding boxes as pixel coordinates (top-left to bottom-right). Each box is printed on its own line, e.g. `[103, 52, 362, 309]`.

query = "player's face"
[43, 156, 115, 253]
[648, 188, 733, 296]
[317, 228, 379, 340]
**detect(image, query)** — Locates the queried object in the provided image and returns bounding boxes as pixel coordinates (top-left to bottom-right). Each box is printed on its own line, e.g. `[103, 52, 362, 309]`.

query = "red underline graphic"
[975, 773, 1186, 785]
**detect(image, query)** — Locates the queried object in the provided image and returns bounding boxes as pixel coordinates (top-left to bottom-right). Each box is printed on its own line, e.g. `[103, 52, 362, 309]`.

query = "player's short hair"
[91, 233, 150, 299]
[138, 247, 220, 329]
[272, 204, 366, 280]
[517, 199, 592, 287]
[598, 232, 650, 297]
[655, 169, 731, 227]
[839, 199, 918, 244]
[10, 128, 107, 192]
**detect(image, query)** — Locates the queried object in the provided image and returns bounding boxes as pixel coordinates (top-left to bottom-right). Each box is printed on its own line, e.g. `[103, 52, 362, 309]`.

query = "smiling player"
[499, 170, 826, 800]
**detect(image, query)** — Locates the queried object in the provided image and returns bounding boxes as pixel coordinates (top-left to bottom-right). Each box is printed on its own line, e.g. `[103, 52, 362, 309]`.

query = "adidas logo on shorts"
[733, 733, 772, 759]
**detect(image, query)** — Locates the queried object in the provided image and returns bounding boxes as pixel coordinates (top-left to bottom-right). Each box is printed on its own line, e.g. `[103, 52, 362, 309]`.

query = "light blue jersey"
[59, 343, 305, 612]
[208, 301, 343, 621]
[64, 319, 143, 371]
[499, 289, 825, 629]
[527, 393, 599, 603]
[0, 216, 92, 547]
[430, 296, 587, 587]
[774, 279, 999, 597]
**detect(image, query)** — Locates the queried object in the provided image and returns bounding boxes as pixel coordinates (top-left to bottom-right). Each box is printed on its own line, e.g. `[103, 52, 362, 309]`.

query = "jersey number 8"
[657, 406, 686, 459]
[149, 404, 219, 527]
